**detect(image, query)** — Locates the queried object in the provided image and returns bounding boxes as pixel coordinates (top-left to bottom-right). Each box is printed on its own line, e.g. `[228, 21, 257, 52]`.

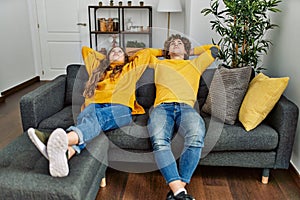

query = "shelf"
[91, 31, 119, 34]
[122, 31, 151, 34]
[89, 6, 152, 9]
[88, 5, 152, 50]
[91, 31, 151, 34]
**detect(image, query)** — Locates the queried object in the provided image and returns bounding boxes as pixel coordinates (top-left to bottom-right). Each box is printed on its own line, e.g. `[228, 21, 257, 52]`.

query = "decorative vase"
[126, 18, 133, 31]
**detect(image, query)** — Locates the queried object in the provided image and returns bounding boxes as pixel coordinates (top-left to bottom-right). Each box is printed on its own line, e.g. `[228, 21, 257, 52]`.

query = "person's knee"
[151, 138, 171, 152]
[185, 129, 205, 148]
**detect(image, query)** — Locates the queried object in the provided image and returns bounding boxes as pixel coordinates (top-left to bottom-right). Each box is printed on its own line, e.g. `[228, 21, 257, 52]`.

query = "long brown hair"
[83, 47, 129, 98]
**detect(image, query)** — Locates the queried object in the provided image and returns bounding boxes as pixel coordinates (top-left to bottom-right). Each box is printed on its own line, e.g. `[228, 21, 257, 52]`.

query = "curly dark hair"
[83, 47, 129, 98]
[163, 34, 191, 60]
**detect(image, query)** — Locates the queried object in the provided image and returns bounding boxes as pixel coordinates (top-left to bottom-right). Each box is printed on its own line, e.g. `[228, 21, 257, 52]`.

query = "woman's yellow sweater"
[81, 46, 152, 114]
[148, 45, 218, 107]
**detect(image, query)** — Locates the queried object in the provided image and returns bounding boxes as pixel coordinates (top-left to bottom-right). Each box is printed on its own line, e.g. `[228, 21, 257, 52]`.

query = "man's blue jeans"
[147, 103, 205, 184]
[67, 103, 132, 154]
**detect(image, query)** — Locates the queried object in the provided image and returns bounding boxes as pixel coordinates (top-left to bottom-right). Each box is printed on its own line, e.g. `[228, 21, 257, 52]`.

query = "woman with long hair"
[28, 46, 152, 177]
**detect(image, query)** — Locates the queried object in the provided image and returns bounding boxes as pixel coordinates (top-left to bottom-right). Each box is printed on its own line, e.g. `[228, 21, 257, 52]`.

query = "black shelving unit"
[88, 5, 152, 51]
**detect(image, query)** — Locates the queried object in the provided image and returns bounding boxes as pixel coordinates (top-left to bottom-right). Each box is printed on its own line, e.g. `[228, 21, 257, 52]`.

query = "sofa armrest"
[20, 75, 67, 131]
[265, 95, 299, 169]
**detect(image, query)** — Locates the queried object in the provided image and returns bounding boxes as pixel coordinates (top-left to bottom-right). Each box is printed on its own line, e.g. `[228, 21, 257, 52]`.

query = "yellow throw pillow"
[239, 73, 289, 131]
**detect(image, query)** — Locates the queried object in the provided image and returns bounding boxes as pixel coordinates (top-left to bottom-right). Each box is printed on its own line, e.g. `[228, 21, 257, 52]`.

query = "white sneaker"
[28, 128, 49, 159]
[47, 128, 69, 177]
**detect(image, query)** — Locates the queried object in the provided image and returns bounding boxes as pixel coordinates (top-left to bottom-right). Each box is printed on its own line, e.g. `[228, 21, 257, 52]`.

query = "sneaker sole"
[28, 128, 49, 159]
[47, 128, 69, 177]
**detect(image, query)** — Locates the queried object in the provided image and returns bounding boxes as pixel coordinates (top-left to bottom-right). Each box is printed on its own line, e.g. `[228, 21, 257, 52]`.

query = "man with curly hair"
[147, 34, 219, 200]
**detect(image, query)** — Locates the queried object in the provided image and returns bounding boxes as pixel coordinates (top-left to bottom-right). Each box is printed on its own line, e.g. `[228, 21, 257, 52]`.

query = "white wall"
[263, 0, 300, 173]
[150, 0, 185, 48]
[0, 0, 36, 95]
[185, 0, 221, 46]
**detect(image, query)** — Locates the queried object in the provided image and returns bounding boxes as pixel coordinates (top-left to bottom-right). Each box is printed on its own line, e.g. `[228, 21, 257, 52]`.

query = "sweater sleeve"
[191, 44, 219, 74]
[193, 44, 219, 55]
[81, 46, 106, 76]
[148, 48, 163, 57]
[125, 48, 153, 80]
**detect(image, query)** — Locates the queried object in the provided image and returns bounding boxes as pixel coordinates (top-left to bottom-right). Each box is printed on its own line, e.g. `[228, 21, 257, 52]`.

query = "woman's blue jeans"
[147, 103, 205, 184]
[67, 103, 132, 154]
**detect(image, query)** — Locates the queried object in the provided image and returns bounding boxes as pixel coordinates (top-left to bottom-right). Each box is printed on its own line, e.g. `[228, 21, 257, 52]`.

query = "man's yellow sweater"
[81, 46, 152, 114]
[148, 45, 218, 107]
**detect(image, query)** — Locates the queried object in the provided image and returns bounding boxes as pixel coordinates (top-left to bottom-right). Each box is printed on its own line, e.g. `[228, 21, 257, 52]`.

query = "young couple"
[28, 34, 218, 200]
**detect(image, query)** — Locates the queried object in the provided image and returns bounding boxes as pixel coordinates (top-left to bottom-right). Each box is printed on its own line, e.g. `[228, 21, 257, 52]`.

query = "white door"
[36, 0, 91, 80]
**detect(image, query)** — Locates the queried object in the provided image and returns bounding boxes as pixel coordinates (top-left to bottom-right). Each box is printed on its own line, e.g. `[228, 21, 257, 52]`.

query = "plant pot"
[110, 1, 114, 6]
[119, 1, 122, 6]
[98, 1, 102, 6]
[139, 1, 144, 6]
[127, 1, 132, 6]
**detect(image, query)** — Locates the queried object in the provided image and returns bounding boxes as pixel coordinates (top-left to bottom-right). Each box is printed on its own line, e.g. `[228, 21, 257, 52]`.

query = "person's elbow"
[210, 46, 219, 59]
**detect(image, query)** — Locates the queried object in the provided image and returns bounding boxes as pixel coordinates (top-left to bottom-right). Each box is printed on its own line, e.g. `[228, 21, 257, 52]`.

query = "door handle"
[77, 23, 87, 26]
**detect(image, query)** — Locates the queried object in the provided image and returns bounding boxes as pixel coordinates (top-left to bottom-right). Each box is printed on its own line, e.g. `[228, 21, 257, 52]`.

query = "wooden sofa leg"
[100, 177, 106, 187]
[262, 168, 270, 184]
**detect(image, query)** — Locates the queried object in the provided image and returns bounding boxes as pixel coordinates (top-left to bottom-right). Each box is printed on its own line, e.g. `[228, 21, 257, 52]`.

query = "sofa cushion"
[136, 68, 156, 109]
[0, 132, 108, 200]
[106, 124, 152, 150]
[203, 117, 278, 152]
[38, 106, 75, 132]
[239, 73, 289, 131]
[202, 66, 252, 125]
[65, 64, 87, 106]
[197, 68, 215, 109]
[106, 114, 278, 153]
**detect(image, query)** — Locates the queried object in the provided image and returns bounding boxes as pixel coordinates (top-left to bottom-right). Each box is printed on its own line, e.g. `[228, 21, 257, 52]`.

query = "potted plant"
[201, 0, 282, 72]
[200, 0, 283, 125]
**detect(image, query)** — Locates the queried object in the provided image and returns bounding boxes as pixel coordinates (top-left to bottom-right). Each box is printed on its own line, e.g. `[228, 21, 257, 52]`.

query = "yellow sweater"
[149, 45, 218, 107]
[81, 46, 152, 114]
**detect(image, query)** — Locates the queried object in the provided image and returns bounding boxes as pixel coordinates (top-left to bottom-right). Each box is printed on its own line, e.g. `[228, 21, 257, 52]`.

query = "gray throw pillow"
[202, 65, 252, 125]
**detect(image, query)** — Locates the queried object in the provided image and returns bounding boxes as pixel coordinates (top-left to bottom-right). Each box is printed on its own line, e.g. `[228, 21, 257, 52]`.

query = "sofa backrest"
[198, 68, 216, 109]
[65, 64, 216, 112]
[65, 64, 88, 122]
[135, 68, 156, 109]
[65, 64, 87, 106]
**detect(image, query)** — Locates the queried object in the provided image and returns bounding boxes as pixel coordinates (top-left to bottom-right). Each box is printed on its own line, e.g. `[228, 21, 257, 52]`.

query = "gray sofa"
[0, 63, 298, 199]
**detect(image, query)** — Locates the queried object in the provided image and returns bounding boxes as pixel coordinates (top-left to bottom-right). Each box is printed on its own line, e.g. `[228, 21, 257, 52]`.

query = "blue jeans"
[67, 103, 132, 154]
[147, 103, 205, 184]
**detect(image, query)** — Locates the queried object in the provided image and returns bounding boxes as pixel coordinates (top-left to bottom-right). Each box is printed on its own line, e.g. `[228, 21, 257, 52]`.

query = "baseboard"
[290, 160, 300, 176]
[0, 76, 40, 101]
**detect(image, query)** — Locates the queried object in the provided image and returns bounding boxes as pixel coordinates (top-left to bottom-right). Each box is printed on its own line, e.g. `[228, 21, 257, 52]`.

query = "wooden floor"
[1, 82, 300, 200]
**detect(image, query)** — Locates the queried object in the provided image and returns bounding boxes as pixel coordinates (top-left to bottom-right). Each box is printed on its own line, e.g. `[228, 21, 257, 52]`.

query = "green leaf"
[201, 0, 282, 70]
